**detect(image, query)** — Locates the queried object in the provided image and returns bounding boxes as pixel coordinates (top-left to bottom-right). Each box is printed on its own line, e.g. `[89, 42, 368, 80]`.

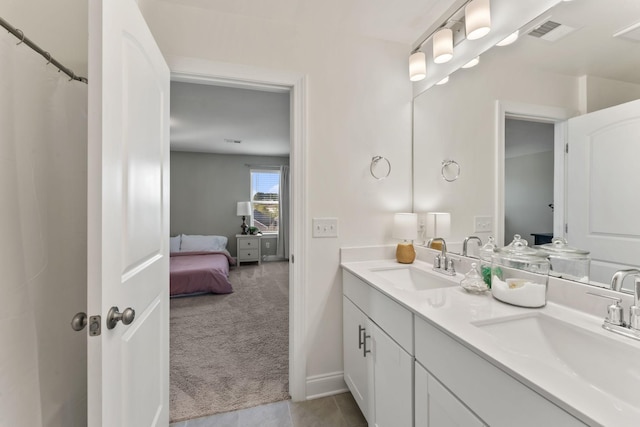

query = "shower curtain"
[0, 32, 88, 427]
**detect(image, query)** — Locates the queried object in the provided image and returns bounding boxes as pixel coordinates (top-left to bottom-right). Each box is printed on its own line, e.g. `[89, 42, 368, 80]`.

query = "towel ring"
[441, 160, 460, 182]
[370, 156, 391, 180]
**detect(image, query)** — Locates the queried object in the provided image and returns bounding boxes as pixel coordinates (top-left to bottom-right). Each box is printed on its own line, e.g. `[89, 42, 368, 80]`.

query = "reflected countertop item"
[341, 258, 640, 427]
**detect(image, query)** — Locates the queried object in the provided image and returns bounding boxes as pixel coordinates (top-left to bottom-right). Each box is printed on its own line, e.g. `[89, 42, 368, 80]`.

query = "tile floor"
[170, 392, 367, 427]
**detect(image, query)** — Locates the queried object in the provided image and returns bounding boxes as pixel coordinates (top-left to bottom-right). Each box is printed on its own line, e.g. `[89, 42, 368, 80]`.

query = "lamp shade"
[409, 51, 426, 82]
[393, 213, 418, 241]
[425, 212, 451, 238]
[465, 0, 491, 40]
[236, 201, 252, 216]
[433, 28, 454, 64]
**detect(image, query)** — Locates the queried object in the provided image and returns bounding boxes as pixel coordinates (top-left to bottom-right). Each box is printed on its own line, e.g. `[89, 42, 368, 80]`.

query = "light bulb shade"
[496, 30, 519, 47]
[465, 0, 491, 40]
[409, 51, 426, 82]
[462, 56, 480, 69]
[433, 28, 454, 64]
[436, 76, 450, 85]
[393, 213, 418, 241]
[236, 201, 252, 216]
[425, 212, 451, 239]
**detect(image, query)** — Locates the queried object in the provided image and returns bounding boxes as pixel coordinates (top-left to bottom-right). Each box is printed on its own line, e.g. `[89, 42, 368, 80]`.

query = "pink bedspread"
[170, 251, 236, 296]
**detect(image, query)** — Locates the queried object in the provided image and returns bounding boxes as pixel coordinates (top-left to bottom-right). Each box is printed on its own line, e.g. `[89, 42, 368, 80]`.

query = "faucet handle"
[587, 292, 625, 326]
[446, 257, 455, 274]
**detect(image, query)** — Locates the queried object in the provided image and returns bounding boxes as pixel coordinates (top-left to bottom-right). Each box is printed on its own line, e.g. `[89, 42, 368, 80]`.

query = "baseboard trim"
[305, 372, 348, 400]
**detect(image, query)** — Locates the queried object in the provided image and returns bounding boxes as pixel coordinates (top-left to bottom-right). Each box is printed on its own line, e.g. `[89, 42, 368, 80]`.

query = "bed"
[169, 234, 236, 297]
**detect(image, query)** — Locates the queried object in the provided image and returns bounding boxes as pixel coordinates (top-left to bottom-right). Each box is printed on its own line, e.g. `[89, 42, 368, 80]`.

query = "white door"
[87, 0, 170, 426]
[372, 323, 412, 427]
[567, 99, 640, 287]
[342, 297, 374, 424]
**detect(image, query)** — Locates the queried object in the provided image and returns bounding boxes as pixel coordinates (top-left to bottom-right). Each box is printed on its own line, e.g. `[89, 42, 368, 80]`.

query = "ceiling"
[488, 0, 640, 85]
[170, 82, 291, 156]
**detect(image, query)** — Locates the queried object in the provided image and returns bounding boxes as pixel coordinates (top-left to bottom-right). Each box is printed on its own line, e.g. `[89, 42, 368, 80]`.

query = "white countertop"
[341, 258, 640, 427]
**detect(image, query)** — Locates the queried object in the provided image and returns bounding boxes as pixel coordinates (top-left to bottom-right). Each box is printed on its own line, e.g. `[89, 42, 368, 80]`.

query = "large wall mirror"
[413, 0, 640, 290]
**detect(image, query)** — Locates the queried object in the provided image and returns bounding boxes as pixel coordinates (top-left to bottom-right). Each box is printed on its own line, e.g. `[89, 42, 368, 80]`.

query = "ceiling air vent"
[528, 20, 576, 42]
[224, 139, 242, 144]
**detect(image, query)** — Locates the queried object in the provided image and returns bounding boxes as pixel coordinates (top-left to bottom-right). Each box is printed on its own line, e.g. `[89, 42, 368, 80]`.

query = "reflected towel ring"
[441, 160, 460, 182]
[370, 156, 391, 180]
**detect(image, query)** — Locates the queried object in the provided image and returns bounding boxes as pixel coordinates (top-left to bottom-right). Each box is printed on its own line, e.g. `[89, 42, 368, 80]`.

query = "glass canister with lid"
[491, 234, 550, 308]
[536, 237, 590, 283]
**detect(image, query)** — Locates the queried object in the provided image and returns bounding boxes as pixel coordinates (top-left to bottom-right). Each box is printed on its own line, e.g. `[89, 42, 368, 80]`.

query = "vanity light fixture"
[433, 28, 454, 64]
[393, 213, 418, 264]
[461, 56, 480, 68]
[436, 76, 450, 85]
[496, 30, 519, 46]
[409, 51, 427, 81]
[465, 0, 491, 40]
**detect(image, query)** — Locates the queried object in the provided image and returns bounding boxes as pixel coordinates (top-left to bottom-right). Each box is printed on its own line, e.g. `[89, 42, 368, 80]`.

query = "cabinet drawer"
[238, 238, 259, 249]
[343, 270, 413, 354]
[238, 250, 259, 260]
[414, 316, 587, 427]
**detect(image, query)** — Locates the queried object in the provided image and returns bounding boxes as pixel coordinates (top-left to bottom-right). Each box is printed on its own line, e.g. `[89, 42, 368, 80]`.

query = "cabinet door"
[372, 323, 413, 427]
[415, 363, 485, 427]
[343, 296, 374, 423]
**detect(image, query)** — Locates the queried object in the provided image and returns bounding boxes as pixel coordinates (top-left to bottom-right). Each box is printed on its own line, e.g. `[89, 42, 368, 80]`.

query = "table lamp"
[237, 201, 252, 235]
[393, 213, 418, 264]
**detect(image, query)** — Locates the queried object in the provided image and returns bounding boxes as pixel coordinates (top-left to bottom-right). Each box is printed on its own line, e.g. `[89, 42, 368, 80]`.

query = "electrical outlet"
[312, 218, 338, 238]
[474, 216, 492, 233]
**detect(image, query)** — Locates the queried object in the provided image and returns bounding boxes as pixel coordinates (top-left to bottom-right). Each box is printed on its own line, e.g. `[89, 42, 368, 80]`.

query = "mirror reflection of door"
[504, 118, 555, 247]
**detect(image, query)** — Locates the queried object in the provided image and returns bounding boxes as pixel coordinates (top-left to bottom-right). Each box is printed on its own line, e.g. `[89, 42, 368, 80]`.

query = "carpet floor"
[169, 261, 290, 423]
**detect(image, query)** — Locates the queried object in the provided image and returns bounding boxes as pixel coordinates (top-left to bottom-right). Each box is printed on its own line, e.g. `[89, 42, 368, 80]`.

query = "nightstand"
[236, 234, 262, 266]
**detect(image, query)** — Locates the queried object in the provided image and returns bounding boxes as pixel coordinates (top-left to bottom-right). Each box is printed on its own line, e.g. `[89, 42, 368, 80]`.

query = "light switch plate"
[474, 216, 493, 233]
[313, 217, 338, 238]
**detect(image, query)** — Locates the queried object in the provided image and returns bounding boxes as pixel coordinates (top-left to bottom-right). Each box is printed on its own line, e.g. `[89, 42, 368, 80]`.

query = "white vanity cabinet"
[414, 316, 587, 427]
[343, 271, 413, 427]
[415, 362, 485, 427]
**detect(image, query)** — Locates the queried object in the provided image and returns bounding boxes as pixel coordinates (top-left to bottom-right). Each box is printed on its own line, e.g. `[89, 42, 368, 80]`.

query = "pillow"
[169, 235, 181, 253]
[180, 234, 228, 252]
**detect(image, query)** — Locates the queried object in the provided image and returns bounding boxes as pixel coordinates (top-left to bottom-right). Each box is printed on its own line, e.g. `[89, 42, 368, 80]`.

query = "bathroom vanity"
[341, 250, 640, 427]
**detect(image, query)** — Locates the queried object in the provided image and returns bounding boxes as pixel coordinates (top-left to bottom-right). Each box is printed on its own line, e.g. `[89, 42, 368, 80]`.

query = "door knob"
[106, 306, 135, 330]
[71, 312, 87, 331]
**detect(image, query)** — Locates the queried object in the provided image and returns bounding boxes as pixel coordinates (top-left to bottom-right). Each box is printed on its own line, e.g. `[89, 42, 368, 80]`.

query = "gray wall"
[170, 151, 289, 257]
[505, 150, 554, 247]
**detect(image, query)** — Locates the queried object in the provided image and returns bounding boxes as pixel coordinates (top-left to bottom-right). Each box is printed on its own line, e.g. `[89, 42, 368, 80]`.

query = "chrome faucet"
[610, 268, 640, 292]
[589, 269, 640, 341]
[427, 237, 455, 276]
[462, 236, 482, 257]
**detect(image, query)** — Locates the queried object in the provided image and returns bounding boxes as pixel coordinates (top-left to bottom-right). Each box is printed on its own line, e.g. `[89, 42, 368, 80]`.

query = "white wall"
[579, 75, 640, 114]
[170, 151, 289, 257]
[139, 2, 413, 393]
[413, 49, 578, 247]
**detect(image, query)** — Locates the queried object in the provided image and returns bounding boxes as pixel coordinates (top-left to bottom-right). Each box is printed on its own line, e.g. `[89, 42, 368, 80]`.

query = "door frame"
[494, 100, 575, 246]
[168, 56, 308, 401]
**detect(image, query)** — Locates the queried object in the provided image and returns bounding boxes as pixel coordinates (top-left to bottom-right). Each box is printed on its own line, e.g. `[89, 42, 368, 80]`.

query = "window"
[250, 169, 280, 233]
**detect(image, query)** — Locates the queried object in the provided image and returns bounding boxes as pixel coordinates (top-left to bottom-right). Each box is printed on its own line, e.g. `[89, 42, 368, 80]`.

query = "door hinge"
[565, 143, 569, 154]
[565, 223, 568, 233]
[291, 254, 294, 263]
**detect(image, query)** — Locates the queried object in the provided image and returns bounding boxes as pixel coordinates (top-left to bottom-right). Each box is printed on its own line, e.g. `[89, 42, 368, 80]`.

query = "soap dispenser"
[478, 236, 497, 288]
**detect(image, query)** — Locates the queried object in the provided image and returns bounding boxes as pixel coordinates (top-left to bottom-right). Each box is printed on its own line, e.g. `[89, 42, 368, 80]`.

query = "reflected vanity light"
[496, 30, 519, 46]
[462, 56, 480, 69]
[433, 28, 454, 64]
[465, 0, 492, 40]
[436, 76, 450, 85]
[393, 213, 418, 264]
[409, 51, 427, 81]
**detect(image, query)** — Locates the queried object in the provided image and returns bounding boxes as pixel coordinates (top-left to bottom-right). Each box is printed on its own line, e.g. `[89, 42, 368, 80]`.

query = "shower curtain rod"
[0, 16, 87, 84]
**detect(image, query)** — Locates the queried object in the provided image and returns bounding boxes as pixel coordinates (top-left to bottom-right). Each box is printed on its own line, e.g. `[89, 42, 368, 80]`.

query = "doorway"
[504, 118, 555, 247]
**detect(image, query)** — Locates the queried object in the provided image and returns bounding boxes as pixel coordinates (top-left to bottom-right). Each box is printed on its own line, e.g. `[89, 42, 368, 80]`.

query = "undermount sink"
[473, 313, 640, 408]
[370, 266, 458, 291]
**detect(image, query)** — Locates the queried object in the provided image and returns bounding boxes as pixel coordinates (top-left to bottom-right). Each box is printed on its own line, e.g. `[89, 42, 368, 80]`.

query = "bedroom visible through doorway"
[168, 81, 291, 422]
